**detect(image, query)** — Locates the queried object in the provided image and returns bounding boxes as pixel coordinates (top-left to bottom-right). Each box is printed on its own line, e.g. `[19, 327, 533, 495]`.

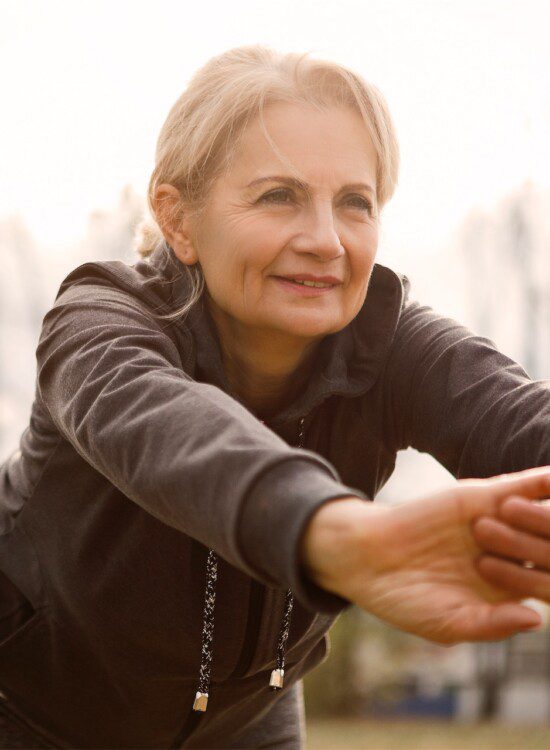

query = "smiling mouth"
[271, 276, 337, 294]
[273, 276, 337, 288]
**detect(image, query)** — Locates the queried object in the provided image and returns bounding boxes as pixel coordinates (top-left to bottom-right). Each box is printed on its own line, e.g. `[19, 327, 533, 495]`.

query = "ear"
[151, 183, 199, 266]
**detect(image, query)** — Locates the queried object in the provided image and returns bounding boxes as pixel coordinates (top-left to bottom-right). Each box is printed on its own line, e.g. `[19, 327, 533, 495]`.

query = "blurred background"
[1, 0, 549, 746]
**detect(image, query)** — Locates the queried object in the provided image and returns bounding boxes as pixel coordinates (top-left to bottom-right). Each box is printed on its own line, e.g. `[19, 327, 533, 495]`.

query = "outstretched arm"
[36, 272, 367, 612]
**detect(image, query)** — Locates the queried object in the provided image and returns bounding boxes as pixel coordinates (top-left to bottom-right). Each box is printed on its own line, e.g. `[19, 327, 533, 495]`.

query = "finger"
[475, 554, 550, 602]
[447, 601, 542, 643]
[459, 468, 550, 519]
[471, 517, 550, 571]
[498, 496, 550, 538]
[489, 466, 550, 502]
[462, 466, 550, 500]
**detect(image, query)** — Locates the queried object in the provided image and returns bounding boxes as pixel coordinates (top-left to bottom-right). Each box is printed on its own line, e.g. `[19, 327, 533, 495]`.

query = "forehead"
[222, 101, 378, 190]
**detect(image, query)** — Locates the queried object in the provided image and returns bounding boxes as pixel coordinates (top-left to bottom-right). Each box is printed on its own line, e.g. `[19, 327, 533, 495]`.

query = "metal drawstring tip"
[269, 668, 284, 690]
[193, 691, 209, 711]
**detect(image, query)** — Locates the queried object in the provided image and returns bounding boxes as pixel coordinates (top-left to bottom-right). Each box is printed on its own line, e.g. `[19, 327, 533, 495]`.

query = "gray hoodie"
[0, 243, 548, 748]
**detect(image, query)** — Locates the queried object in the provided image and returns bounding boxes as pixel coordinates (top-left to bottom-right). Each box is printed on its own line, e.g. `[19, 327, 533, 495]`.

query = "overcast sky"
[1, 0, 548, 295]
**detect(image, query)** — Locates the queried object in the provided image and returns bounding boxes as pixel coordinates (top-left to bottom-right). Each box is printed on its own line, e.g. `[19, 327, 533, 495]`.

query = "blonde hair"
[134, 44, 400, 320]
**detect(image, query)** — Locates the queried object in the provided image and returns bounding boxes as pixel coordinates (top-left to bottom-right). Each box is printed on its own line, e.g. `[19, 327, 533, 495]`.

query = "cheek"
[347, 222, 378, 263]
[350, 245, 377, 282]
[199, 255, 237, 312]
[203, 250, 259, 312]
[345, 249, 377, 307]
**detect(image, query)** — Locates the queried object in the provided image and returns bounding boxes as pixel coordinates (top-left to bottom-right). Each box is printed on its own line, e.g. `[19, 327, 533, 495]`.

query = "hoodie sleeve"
[384, 295, 550, 478]
[36, 278, 359, 614]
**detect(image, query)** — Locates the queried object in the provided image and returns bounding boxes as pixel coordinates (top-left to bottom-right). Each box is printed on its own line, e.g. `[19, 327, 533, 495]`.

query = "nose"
[292, 202, 345, 261]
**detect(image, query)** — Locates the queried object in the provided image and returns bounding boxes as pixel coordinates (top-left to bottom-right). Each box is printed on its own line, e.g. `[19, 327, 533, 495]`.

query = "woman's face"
[183, 101, 380, 344]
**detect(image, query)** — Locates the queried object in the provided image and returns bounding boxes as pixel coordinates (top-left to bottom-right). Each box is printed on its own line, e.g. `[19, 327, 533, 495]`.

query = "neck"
[207, 301, 321, 421]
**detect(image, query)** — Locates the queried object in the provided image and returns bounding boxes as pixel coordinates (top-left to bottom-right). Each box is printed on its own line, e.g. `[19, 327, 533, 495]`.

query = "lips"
[271, 276, 337, 295]
[274, 274, 341, 285]
[274, 276, 334, 288]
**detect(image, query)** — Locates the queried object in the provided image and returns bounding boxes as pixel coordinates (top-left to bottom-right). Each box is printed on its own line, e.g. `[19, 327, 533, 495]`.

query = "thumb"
[455, 602, 543, 642]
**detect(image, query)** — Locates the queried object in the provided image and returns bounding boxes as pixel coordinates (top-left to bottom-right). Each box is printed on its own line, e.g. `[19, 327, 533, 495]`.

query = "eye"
[257, 188, 294, 204]
[256, 188, 375, 215]
[345, 194, 374, 214]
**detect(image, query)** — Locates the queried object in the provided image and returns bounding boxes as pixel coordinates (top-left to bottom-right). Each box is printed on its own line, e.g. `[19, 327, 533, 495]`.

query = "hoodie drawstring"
[192, 415, 306, 712]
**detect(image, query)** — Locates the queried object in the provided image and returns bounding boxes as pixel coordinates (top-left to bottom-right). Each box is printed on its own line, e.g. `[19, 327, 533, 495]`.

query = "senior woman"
[0, 45, 549, 749]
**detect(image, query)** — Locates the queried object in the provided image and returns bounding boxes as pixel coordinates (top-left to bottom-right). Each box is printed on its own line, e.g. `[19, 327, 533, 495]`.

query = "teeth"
[288, 279, 332, 288]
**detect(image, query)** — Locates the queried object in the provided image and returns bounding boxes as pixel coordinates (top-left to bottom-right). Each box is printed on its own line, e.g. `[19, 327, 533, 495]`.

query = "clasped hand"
[301, 466, 550, 645]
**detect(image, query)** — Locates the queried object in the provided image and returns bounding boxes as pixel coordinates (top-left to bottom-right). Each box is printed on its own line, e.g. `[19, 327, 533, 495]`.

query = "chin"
[273, 317, 343, 339]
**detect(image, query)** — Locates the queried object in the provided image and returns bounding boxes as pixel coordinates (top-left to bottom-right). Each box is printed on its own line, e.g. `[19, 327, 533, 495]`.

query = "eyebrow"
[245, 175, 376, 196]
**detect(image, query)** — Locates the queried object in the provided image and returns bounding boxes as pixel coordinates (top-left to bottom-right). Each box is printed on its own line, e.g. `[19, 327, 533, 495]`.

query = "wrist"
[299, 495, 379, 597]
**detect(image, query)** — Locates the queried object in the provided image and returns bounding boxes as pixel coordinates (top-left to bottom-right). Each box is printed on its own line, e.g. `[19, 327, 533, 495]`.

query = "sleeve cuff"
[236, 458, 370, 614]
